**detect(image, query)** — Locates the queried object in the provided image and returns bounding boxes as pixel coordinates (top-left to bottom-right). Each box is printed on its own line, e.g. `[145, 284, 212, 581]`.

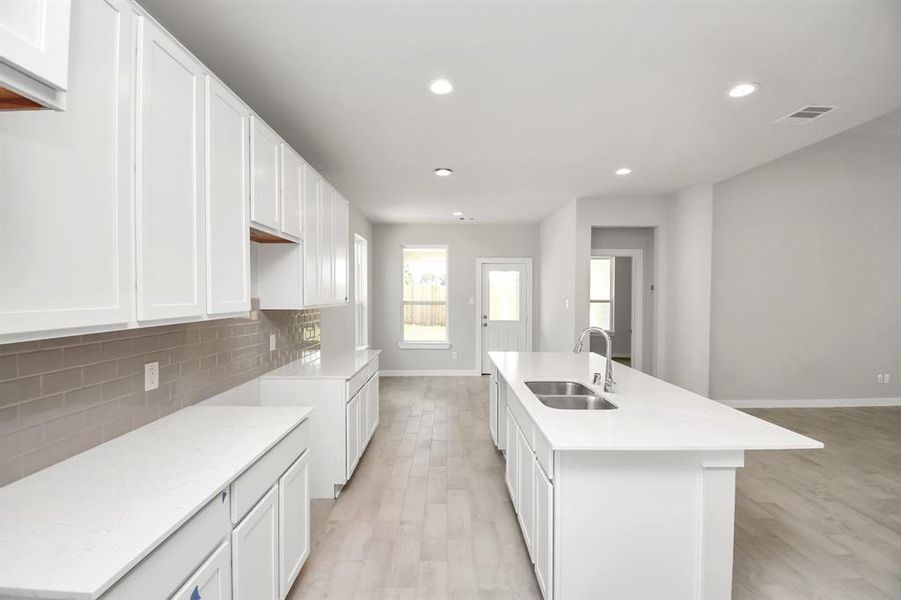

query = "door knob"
[482, 323, 487, 327]
[482, 315, 487, 319]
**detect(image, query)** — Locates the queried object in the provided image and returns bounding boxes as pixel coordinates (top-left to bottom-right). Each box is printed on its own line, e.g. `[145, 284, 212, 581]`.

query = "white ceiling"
[140, 0, 901, 223]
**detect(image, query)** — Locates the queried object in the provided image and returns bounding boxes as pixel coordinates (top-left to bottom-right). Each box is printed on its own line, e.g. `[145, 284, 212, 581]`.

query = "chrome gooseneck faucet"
[574, 327, 616, 393]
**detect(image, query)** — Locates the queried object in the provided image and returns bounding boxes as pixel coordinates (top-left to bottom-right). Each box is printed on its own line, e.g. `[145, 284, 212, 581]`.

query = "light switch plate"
[270, 333, 276, 352]
[144, 362, 159, 391]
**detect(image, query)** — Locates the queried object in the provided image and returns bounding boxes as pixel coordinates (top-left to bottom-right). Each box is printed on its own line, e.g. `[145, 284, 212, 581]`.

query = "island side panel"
[554, 450, 742, 600]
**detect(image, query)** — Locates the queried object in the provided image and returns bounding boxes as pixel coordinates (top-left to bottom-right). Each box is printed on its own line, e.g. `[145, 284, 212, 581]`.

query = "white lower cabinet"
[516, 421, 535, 562]
[367, 374, 379, 441]
[345, 391, 361, 477]
[170, 540, 232, 600]
[504, 407, 518, 507]
[232, 485, 279, 600]
[533, 460, 553, 600]
[503, 391, 554, 600]
[278, 452, 311, 598]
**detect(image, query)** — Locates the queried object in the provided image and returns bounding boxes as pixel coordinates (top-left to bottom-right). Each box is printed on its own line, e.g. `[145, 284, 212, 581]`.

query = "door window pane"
[488, 270, 520, 321]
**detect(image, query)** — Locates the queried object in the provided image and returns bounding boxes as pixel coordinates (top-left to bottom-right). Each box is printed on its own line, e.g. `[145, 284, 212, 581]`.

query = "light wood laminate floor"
[288, 376, 901, 600]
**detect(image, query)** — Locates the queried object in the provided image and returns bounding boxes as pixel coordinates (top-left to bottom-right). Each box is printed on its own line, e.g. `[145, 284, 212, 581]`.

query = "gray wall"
[663, 185, 713, 396]
[538, 200, 577, 352]
[320, 205, 374, 355]
[612, 256, 632, 357]
[373, 223, 540, 372]
[591, 227, 655, 369]
[710, 127, 901, 400]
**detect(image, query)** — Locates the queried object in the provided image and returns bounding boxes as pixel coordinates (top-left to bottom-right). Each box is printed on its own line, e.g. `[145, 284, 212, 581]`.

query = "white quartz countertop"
[262, 348, 380, 380]
[0, 405, 313, 600]
[490, 352, 823, 452]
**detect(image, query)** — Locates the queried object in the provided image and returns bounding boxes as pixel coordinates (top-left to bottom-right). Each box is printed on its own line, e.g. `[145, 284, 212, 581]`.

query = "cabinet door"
[0, 0, 133, 337]
[345, 392, 361, 478]
[206, 76, 250, 315]
[0, 0, 71, 90]
[136, 17, 205, 321]
[517, 425, 535, 562]
[489, 377, 498, 448]
[301, 165, 321, 306]
[278, 452, 310, 598]
[534, 461, 553, 600]
[359, 381, 370, 452]
[368, 374, 379, 440]
[250, 116, 280, 232]
[232, 485, 279, 600]
[169, 540, 232, 600]
[504, 408, 518, 509]
[319, 183, 335, 303]
[280, 144, 303, 239]
[333, 193, 349, 304]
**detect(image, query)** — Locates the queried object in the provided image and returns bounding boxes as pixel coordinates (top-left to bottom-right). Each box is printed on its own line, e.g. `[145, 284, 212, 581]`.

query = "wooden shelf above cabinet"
[250, 227, 296, 244]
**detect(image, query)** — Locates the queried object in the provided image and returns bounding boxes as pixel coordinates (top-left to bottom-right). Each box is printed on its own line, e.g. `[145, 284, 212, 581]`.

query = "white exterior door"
[480, 261, 530, 373]
[136, 16, 205, 322]
[205, 76, 250, 315]
[0, 0, 133, 337]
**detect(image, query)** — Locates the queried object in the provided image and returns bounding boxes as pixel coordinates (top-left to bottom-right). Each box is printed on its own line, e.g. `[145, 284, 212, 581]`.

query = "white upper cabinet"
[280, 143, 303, 240]
[333, 193, 349, 304]
[136, 16, 205, 322]
[0, 0, 134, 337]
[319, 182, 335, 303]
[0, 0, 71, 109]
[250, 116, 281, 233]
[302, 165, 322, 307]
[205, 76, 250, 315]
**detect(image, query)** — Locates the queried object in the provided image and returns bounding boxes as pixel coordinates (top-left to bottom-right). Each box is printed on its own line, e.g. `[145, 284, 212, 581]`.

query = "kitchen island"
[489, 351, 822, 600]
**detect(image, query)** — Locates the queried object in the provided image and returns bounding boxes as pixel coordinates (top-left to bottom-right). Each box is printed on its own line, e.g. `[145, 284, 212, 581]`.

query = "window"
[589, 257, 614, 331]
[402, 246, 448, 346]
[488, 270, 520, 321]
[354, 234, 368, 349]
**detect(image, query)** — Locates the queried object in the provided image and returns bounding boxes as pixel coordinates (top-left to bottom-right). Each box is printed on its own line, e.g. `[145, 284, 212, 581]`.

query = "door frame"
[475, 257, 533, 374]
[590, 249, 643, 372]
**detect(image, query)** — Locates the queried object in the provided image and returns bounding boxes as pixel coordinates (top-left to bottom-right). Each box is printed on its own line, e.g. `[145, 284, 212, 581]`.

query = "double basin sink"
[525, 381, 617, 410]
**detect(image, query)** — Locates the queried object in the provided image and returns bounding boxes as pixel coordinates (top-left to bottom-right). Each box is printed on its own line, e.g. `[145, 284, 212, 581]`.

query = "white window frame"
[589, 256, 615, 333]
[399, 244, 450, 349]
[354, 234, 368, 350]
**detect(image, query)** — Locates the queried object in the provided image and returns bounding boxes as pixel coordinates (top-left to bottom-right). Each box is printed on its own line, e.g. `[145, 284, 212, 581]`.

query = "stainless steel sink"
[524, 381, 618, 410]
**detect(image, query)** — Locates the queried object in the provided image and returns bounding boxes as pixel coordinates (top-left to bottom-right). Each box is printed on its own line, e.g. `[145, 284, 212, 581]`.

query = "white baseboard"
[719, 397, 901, 408]
[380, 369, 482, 377]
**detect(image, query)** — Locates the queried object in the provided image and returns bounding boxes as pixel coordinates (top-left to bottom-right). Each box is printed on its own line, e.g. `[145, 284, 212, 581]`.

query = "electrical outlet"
[144, 362, 159, 391]
[877, 374, 885, 384]
[452, 351, 458, 359]
[269, 333, 276, 352]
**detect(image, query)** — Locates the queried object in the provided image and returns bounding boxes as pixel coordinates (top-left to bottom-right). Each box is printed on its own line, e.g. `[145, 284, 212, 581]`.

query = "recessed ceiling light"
[429, 79, 453, 95]
[452, 211, 463, 216]
[434, 168, 453, 177]
[727, 82, 759, 98]
[615, 167, 632, 176]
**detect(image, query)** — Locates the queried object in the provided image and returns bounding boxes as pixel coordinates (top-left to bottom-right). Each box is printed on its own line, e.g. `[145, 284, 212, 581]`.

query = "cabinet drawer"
[102, 494, 230, 599]
[230, 419, 310, 524]
[347, 358, 378, 400]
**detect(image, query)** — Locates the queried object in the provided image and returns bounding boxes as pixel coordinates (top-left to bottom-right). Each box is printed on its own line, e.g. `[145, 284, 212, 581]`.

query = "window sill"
[398, 341, 451, 350]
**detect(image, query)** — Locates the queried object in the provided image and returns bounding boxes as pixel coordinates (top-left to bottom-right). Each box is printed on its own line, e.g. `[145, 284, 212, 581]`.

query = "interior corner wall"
[663, 185, 713, 396]
[538, 199, 577, 352]
[709, 130, 901, 401]
[319, 205, 374, 355]
[371, 223, 540, 373]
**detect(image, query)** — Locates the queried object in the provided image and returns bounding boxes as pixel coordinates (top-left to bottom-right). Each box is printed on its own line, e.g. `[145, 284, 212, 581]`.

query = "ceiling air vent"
[775, 105, 838, 125]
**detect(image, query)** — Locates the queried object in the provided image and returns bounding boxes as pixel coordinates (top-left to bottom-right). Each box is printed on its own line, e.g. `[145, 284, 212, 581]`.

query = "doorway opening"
[590, 226, 655, 373]
[476, 258, 533, 374]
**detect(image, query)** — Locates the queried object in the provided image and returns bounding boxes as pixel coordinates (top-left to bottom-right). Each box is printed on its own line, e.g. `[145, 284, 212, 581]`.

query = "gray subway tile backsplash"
[0, 304, 320, 486]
